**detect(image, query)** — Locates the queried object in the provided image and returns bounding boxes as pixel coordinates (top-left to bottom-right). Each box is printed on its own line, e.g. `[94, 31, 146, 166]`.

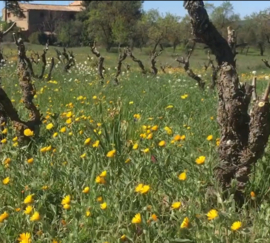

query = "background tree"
[210, 1, 241, 37]
[4, 1, 32, 20]
[85, 1, 142, 51]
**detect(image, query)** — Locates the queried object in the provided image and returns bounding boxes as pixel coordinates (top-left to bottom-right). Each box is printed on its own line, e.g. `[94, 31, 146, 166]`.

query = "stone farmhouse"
[1, 1, 84, 37]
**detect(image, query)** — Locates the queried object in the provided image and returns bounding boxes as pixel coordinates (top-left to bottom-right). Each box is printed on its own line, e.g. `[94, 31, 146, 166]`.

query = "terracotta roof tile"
[18, 3, 84, 12]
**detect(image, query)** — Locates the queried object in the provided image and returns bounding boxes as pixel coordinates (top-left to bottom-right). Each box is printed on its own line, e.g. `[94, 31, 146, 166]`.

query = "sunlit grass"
[1, 49, 270, 242]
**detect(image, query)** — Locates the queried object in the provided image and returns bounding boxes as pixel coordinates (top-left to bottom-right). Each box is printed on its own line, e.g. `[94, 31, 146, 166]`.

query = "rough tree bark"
[90, 42, 105, 84]
[150, 44, 163, 76]
[204, 51, 219, 89]
[114, 48, 127, 85]
[184, 0, 270, 204]
[126, 47, 146, 74]
[176, 42, 205, 89]
[39, 40, 49, 79]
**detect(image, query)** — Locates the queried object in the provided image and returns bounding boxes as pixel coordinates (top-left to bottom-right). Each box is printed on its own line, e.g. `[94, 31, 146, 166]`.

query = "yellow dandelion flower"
[151, 214, 158, 221]
[100, 202, 107, 210]
[164, 126, 173, 135]
[61, 195, 71, 205]
[0, 211, 9, 223]
[106, 149, 116, 158]
[92, 140, 100, 148]
[80, 153, 86, 158]
[24, 206, 33, 214]
[27, 158, 34, 164]
[86, 210, 91, 217]
[141, 185, 150, 194]
[180, 217, 189, 228]
[95, 176, 105, 184]
[66, 111, 73, 118]
[143, 148, 150, 153]
[84, 138, 91, 145]
[231, 221, 242, 231]
[18, 232, 31, 243]
[1, 138, 7, 144]
[135, 183, 144, 193]
[60, 127, 66, 133]
[82, 187, 90, 193]
[196, 156, 206, 165]
[207, 135, 213, 141]
[133, 143, 139, 150]
[30, 211, 40, 221]
[100, 171, 107, 177]
[178, 171, 187, 181]
[97, 196, 103, 202]
[2, 128, 7, 134]
[66, 118, 72, 124]
[120, 234, 126, 241]
[24, 194, 34, 204]
[207, 209, 218, 221]
[158, 140, 166, 147]
[131, 213, 141, 224]
[171, 202, 181, 209]
[63, 204, 71, 210]
[250, 191, 256, 199]
[46, 123, 54, 130]
[2, 177, 10, 185]
[24, 129, 34, 137]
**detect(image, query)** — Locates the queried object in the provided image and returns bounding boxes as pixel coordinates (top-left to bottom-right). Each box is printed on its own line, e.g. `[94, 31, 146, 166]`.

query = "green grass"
[1, 44, 270, 242]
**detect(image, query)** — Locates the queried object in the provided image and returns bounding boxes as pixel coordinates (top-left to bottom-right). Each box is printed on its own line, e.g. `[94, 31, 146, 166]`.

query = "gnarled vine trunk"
[184, 0, 270, 203]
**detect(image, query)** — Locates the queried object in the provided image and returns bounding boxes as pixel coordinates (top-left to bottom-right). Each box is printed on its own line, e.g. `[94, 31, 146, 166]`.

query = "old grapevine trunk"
[184, 1, 270, 200]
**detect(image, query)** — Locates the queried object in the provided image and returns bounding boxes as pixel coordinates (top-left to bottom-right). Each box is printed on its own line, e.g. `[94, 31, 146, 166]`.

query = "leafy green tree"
[210, 1, 240, 37]
[56, 20, 84, 47]
[4, 1, 32, 19]
[85, 1, 142, 51]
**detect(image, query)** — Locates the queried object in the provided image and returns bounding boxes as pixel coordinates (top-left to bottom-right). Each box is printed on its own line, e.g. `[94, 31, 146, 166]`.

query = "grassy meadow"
[1, 43, 270, 242]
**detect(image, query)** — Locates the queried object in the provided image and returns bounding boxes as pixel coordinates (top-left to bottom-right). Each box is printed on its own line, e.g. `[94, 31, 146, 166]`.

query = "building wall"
[2, 9, 29, 31]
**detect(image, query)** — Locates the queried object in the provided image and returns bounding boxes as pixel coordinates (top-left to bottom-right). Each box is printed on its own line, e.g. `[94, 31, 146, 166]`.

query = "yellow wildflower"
[61, 195, 71, 205]
[178, 171, 187, 181]
[82, 187, 90, 193]
[196, 156, 206, 165]
[131, 213, 141, 224]
[106, 149, 116, 158]
[171, 202, 181, 210]
[207, 209, 218, 220]
[100, 202, 107, 210]
[24, 194, 34, 204]
[24, 129, 34, 137]
[46, 123, 54, 130]
[18, 232, 31, 243]
[30, 211, 40, 221]
[2, 177, 10, 185]
[180, 217, 189, 228]
[0, 211, 9, 223]
[84, 138, 91, 145]
[231, 221, 242, 231]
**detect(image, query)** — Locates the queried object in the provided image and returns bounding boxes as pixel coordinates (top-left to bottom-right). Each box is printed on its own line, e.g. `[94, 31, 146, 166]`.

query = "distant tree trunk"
[106, 42, 113, 52]
[184, 0, 270, 206]
[245, 46, 249, 56]
[258, 42, 264, 56]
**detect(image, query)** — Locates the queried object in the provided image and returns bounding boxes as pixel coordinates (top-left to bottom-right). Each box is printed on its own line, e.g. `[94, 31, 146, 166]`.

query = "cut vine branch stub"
[176, 42, 205, 89]
[114, 48, 127, 85]
[126, 47, 146, 74]
[90, 42, 105, 84]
